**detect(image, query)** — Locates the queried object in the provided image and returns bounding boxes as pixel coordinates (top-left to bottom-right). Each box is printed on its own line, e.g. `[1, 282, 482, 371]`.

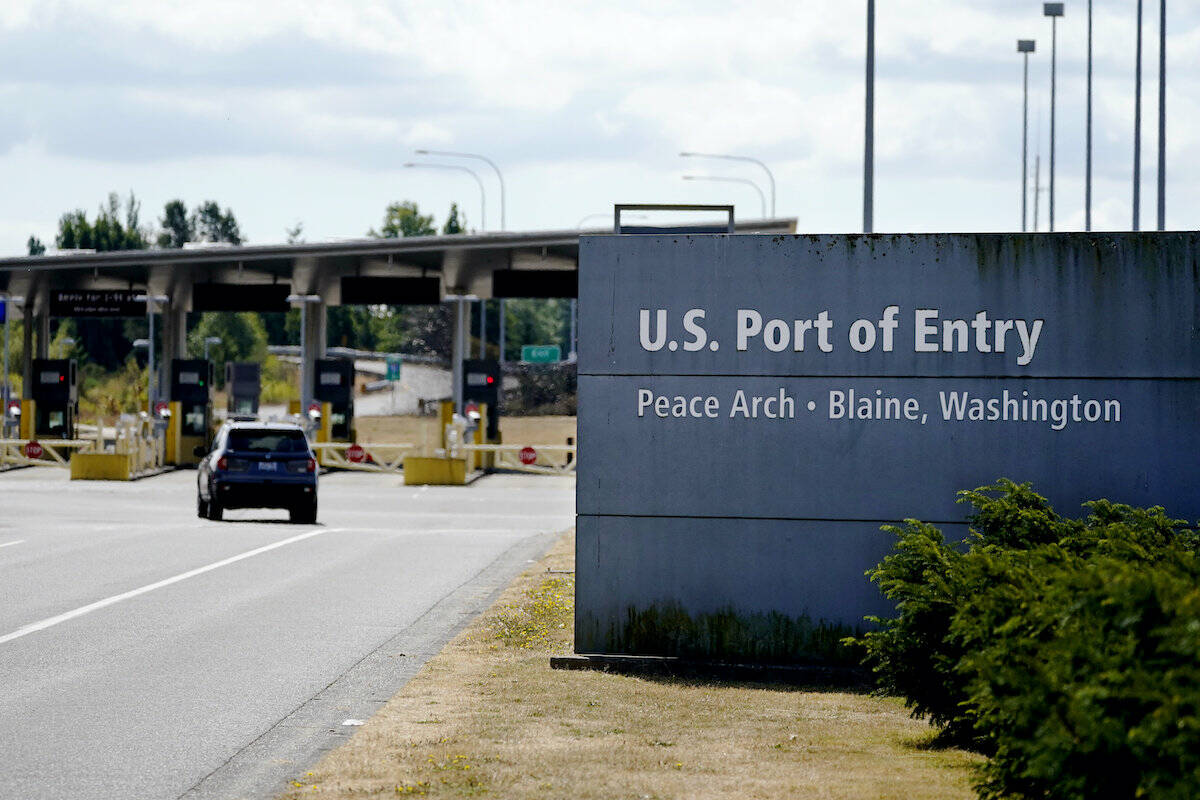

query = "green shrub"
[858, 479, 1071, 742]
[858, 481, 1196, 745]
[954, 547, 1200, 799]
[858, 479, 1200, 796]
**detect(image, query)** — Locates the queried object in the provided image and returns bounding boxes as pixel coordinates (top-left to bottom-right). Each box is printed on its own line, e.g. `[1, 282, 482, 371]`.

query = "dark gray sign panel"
[193, 283, 290, 312]
[50, 290, 145, 317]
[577, 233, 1200, 662]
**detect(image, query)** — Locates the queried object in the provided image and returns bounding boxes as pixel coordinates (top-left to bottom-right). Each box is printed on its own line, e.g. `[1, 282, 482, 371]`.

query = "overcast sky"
[0, 1, 1195, 255]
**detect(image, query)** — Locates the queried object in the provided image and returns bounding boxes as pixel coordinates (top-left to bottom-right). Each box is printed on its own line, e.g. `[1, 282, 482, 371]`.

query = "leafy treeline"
[858, 480, 1200, 799]
[15, 194, 570, 393]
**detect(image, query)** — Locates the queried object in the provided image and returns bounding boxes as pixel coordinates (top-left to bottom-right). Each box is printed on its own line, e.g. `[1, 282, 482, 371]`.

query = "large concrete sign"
[577, 233, 1200, 662]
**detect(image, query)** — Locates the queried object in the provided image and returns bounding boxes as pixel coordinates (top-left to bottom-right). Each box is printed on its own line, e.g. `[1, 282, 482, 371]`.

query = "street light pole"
[1156, 0, 1167, 231]
[1134, 0, 1143, 230]
[404, 162, 487, 232]
[678, 152, 776, 217]
[1044, 3, 1064, 232]
[864, 0, 875, 234]
[1018, 40, 1036, 232]
[1086, 0, 1093, 231]
[203, 336, 222, 362]
[415, 150, 506, 231]
[681, 175, 767, 219]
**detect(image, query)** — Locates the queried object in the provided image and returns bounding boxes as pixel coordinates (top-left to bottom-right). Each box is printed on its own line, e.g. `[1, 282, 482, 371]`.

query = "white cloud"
[0, 0, 1197, 254]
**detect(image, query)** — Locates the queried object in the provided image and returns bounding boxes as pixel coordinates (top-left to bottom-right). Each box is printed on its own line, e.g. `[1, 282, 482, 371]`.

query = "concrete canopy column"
[299, 298, 326, 412]
[451, 298, 465, 414]
[36, 310, 49, 359]
[21, 307, 32, 400]
[160, 304, 187, 400]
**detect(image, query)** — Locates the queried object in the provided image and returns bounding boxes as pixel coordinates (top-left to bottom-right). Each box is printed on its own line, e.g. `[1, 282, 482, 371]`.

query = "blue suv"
[197, 422, 318, 523]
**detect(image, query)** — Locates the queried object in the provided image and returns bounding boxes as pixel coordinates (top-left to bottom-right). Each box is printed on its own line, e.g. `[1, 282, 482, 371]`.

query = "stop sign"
[346, 443, 366, 463]
[24, 441, 43, 459]
[519, 446, 537, 465]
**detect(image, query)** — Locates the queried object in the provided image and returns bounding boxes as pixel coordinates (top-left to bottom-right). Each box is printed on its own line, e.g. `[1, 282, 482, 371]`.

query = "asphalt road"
[0, 468, 575, 800]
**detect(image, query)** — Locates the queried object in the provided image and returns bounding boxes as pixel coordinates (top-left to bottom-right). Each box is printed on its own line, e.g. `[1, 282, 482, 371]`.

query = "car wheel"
[290, 498, 317, 524]
[197, 495, 209, 518]
[208, 499, 223, 521]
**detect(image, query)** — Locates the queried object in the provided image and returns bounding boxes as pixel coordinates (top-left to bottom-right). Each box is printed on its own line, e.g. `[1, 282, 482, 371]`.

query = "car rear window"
[226, 430, 309, 453]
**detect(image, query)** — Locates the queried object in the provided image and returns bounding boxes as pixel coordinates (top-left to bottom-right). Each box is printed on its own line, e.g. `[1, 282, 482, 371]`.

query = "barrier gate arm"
[454, 443, 578, 475]
[309, 442, 416, 473]
[0, 439, 95, 467]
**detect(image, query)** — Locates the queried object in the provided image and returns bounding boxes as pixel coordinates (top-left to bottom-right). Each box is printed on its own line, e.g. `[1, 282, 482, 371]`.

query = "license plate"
[258, 462, 278, 472]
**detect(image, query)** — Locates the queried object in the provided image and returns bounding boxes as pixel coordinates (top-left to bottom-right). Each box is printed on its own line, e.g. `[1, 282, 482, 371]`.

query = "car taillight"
[216, 456, 228, 471]
[287, 458, 318, 474]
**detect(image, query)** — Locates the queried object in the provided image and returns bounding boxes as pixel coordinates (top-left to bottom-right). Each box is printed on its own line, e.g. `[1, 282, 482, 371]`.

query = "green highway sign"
[521, 345, 561, 364]
[386, 357, 402, 381]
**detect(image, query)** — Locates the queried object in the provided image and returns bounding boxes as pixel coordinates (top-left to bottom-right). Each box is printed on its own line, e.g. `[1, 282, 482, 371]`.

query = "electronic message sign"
[577, 233, 1200, 662]
[50, 290, 145, 317]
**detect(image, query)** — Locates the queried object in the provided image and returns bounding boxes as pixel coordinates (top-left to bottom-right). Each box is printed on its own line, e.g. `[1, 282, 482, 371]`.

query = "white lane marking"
[0, 529, 341, 646]
[0, 540, 25, 549]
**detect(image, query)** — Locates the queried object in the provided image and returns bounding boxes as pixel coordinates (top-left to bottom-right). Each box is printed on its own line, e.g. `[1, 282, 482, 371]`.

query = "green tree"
[191, 201, 242, 244]
[49, 193, 149, 370]
[502, 299, 569, 360]
[187, 312, 268, 386]
[27, 236, 45, 255]
[442, 203, 464, 235]
[55, 192, 148, 252]
[360, 200, 448, 355]
[285, 221, 304, 243]
[156, 199, 192, 248]
[369, 201, 435, 238]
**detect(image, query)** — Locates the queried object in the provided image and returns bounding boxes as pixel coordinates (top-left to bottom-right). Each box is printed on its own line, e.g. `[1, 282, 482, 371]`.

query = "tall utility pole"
[1134, 0, 1143, 230]
[1018, 40, 1036, 231]
[1085, 0, 1093, 231]
[1033, 154, 1042, 232]
[863, 0, 875, 234]
[1044, 3, 1064, 232]
[1156, 0, 1167, 231]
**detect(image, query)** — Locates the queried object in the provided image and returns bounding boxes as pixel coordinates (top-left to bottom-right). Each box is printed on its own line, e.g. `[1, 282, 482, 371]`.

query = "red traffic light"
[486, 375, 494, 384]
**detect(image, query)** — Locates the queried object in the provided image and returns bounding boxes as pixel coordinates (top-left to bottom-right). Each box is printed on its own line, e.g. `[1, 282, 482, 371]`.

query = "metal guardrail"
[310, 441, 416, 473]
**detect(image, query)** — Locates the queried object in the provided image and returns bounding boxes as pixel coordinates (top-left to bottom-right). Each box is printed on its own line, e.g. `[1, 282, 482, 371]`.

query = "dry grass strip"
[279, 530, 980, 800]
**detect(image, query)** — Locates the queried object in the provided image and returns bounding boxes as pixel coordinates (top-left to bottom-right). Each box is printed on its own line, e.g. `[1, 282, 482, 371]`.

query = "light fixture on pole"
[404, 162, 487, 232]
[679, 152, 776, 217]
[1044, 2, 1064, 232]
[1018, 39, 1036, 232]
[134, 294, 169, 413]
[203, 336, 222, 362]
[576, 212, 647, 229]
[682, 175, 767, 219]
[286, 294, 322, 424]
[415, 150, 506, 231]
